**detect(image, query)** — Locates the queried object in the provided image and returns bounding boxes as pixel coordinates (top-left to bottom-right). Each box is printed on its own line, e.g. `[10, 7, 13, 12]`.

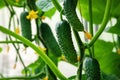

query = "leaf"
[36, 0, 54, 11]
[22, 57, 45, 74]
[0, 0, 5, 9]
[101, 72, 120, 80]
[44, 7, 56, 18]
[7, 0, 26, 7]
[94, 40, 114, 60]
[94, 40, 120, 78]
[78, 0, 106, 24]
[106, 18, 120, 35]
[0, 47, 2, 53]
[78, 0, 120, 24]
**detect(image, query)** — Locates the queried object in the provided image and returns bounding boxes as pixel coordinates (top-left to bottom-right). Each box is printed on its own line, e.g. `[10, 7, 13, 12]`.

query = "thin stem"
[51, 0, 62, 12]
[89, 0, 112, 47]
[0, 72, 44, 79]
[0, 26, 68, 80]
[88, 0, 94, 57]
[72, 29, 84, 80]
[0, 41, 22, 44]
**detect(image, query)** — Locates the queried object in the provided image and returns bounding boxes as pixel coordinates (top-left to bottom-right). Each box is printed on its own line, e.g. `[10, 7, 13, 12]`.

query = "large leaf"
[106, 17, 120, 35]
[78, 0, 120, 24]
[0, 0, 5, 9]
[36, 0, 54, 11]
[94, 40, 120, 78]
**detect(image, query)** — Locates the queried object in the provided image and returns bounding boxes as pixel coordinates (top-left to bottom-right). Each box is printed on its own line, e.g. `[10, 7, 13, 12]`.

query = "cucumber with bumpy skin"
[40, 22, 62, 57]
[20, 11, 32, 46]
[56, 20, 77, 63]
[63, 0, 84, 31]
[83, 57, 101, 80]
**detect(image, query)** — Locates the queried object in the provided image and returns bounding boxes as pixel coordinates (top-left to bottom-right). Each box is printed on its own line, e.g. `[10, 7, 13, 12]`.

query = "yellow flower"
[26, 10, 38, 20]
[15, 27, 20, 34]
[15, 0, 19, 3]
[41, 16, 46, 20]
[84, 31, 92, 40]
[42, 76, 48, 80]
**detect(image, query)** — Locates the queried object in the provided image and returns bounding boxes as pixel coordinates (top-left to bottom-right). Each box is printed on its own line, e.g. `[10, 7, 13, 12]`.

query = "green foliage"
[78, 0, 120, 24]
[94, 40, 120, 78]
[0, 0, 5, 9]
[0, 47, 2, 53]
[1, 0, 120, 80]
[7, 0, 26, 7]
[107, 18, 120, 35]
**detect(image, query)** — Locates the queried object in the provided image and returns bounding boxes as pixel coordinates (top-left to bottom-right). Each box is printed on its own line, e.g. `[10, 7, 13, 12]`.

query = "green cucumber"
[40, 22, 62, 57]
[83, 57, 101, 80]
[20, 11, 32, 47]
[63, 0, 84, 31]
[56, 20, 77, 63]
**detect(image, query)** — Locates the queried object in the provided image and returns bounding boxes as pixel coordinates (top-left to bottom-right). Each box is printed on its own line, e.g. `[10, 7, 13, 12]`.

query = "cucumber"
[83, 57, 101, 80]
[56, 20, 77, 63]
[20, 11, 32, 47]
[63, 0, 84, 31]
[40, 22, 62, 57]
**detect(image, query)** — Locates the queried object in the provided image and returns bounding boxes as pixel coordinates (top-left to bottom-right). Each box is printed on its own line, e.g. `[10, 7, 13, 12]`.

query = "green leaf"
[0, 0, 5, 9]
[78, 0, 120, 24]
[101, 72, 120, 80]
[7, 0, 26, 7]
[78, 0, 106, 24]
[36, 0, 54, 11]
[0, 47, 2, 53]
[106, 18, 120, 35]
[44, 7, 56, 18]
[94, 40, 114, 60]
[22, 57, 45, 74]
[94, 40, 120, 78]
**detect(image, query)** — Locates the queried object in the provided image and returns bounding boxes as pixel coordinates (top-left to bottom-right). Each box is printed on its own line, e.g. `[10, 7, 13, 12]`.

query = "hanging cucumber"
[40, 22, 62, 57]
[56, 20, 77, 63]
[83, 57, 101, 80]
[20, 11, 32, 47]
[63, 0, 84, 31]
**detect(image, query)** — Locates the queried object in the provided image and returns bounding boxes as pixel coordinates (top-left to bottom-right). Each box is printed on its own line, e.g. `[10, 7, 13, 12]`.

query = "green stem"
[88, 0, 94, 57]
[51, 0, 62, 12]
[0, 41, 22, 44]
[0, 26, 68, 80]
[89, 0, 112, 47]
[72, 29, 84, 80]
[0, 72, 44, 79]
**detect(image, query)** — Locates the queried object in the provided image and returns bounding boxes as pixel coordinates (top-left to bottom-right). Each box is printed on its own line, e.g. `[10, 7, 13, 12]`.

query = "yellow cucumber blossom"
[84, 31, 92, 40]
[15, 0, 19, 3]
[15, 27, 20, 34]
[26, 10, 38, 20]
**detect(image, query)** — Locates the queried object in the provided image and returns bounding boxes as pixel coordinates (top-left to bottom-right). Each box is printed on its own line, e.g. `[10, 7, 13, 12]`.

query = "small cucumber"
[83, 57, 101, 80]
[56, 20, 77, 63]
[20, 11, 32, 46]
[40, 22, 62, 57]
[63, 0, 84, 31]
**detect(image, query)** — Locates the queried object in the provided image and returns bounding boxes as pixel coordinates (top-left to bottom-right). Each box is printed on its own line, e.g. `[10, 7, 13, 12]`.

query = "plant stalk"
[89, 0, 112, 47]
[0, 26, 68, 80]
